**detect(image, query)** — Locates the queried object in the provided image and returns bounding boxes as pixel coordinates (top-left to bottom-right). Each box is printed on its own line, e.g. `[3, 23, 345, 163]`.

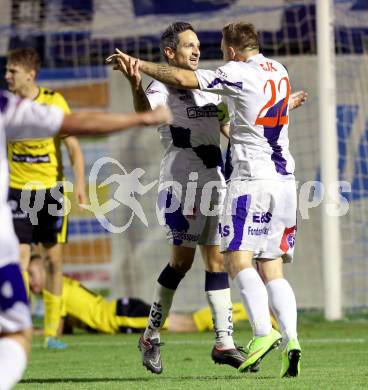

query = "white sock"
[235, 268, 272, 336]
[144, 283, 175, 341]
[206, 288, 235, 350]
[0, 338, 27, 390]
[266, 278, 298, 343]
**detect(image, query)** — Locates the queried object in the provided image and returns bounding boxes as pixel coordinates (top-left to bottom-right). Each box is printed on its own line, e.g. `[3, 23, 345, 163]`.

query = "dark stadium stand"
[1, 1, 367, 72]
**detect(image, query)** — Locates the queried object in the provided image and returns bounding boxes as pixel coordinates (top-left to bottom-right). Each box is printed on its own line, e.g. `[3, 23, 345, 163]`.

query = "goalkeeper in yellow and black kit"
[29, 254, 278, 335]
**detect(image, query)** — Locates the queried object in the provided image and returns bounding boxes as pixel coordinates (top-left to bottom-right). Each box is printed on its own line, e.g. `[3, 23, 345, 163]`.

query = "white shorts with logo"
[220, 179, 297, 262]
[0, 206, 31, 333]
[157, 182, 225, 248]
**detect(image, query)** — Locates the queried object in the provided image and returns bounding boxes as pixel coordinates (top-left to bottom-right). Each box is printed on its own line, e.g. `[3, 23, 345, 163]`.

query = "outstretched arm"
[107, 49, 199, 89]
[59, 105, 172, 136]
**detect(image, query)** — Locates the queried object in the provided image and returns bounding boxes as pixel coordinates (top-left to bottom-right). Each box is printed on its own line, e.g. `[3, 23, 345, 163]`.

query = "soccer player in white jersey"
[107, 22, 306, 378]
[109, 22, 248, 374]
[0, 89, 170, 390]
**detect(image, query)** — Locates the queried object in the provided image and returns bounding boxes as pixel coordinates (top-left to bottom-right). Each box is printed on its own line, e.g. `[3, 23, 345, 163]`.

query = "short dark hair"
[222, 22, 259, 52]
[7, 48, 41, 74]
[160, 22, 195, 61]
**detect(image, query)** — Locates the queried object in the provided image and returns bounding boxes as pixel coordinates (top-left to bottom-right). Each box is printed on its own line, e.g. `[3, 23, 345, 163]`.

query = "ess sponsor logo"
[252, 212, 272, 223]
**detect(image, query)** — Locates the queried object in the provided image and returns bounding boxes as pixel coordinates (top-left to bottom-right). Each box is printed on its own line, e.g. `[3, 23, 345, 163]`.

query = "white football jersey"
[146, 80, 227, 188]
[0, 90, 63, 265]
[195, 54, 295, 182]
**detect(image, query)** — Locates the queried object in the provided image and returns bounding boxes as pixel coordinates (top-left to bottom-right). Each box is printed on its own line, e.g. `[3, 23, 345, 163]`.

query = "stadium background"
[1, 0, 367, 312]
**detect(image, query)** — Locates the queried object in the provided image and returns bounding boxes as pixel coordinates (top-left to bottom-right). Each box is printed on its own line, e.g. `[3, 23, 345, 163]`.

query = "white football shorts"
[220, 179, 297, 262]
[0, 262, 31, 333]
[0, 205, 31, 333]
[157, 182, 225, 248]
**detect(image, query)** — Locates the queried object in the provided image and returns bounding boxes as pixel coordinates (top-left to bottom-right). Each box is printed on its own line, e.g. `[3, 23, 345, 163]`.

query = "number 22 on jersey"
[255, 77, 290, 127]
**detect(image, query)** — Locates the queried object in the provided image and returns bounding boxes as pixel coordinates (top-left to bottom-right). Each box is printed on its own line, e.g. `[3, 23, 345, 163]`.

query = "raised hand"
[105, 49, 134, 70]
[106, 49, 141, 88]
[289, 91, 308, 111]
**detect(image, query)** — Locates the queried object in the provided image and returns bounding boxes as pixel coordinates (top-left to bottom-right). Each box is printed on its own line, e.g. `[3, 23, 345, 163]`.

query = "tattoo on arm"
[141, 62, 181, 85]
[140, 60, 198, 88]
[156, 65, 178, 79]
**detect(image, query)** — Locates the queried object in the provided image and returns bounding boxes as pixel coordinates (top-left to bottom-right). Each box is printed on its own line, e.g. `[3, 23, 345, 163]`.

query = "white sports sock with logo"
[235, 267, 272, 336]
[206, 288, 235, 349]
[144, 283, 175, 341]
[266, 278, 297, 343]
[0, 337, 27, 390]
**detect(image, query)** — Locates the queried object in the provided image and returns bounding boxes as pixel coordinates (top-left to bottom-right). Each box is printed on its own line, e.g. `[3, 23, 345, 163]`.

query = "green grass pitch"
[17, 318, 367, 389]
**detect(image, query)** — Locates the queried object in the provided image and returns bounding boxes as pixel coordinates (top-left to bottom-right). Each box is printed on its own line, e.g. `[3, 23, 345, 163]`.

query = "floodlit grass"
[17, 318, 368, 389]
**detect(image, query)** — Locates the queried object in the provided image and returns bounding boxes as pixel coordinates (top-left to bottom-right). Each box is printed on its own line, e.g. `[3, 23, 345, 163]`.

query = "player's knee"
[205, 257, 225, 273]
[258, 258, 284, 282]
[223, 253, 236, 278]
[170, 246, 195, 274]
[224, 251, 253, 279]
[202, 247, 225, 272]
[170, 258, 193, 274]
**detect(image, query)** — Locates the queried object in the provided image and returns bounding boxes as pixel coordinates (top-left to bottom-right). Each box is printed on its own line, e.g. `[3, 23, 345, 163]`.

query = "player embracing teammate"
[109, 21, 306, 377]
[109, 22, 247, 374]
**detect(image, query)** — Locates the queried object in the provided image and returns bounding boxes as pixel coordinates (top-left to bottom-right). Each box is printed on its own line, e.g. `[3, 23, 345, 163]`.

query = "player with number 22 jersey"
[195, 53, 297, 261]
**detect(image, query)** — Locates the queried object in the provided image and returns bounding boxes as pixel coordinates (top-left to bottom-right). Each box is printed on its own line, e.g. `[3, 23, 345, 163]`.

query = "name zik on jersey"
[260, 62, 277, 72]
